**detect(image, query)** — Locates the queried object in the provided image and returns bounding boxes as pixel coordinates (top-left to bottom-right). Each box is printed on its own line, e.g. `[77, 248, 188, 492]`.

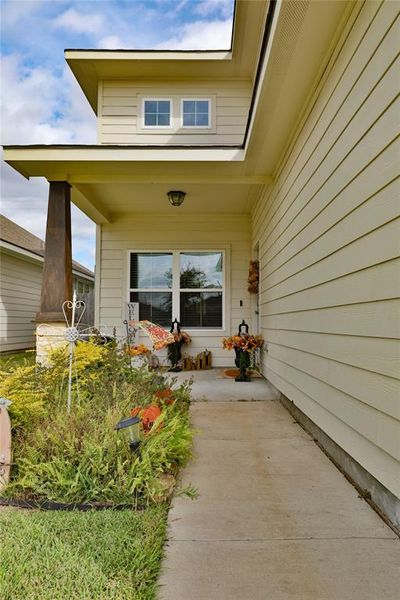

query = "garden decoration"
[62, 290, 87, 413]
[222, 320, 264, 382]
[62, 291, 110, 413]
[131, 405, 162, 432]
[0, 397, 12, 492]
[128, 319, 175, 350]
[115, 415, 141, 453]
[248, 260, 260, 294]
[167, 319, 191, 372]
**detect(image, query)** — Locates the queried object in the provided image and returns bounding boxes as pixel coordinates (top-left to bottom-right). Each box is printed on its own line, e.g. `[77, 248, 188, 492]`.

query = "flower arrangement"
[171, 331, 191, 345]
[167, 324, 191, 372]
[126, 344, 151, 356]
[222, 334, 264, 353]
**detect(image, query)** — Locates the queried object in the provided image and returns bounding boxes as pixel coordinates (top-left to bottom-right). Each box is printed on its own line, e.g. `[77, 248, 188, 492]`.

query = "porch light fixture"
[167, 190, 186, 207]
[115, 415, 141, 453]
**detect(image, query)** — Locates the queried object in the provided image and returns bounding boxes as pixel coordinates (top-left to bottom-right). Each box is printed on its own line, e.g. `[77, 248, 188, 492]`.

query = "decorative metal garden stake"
[62, 290, 86, 413]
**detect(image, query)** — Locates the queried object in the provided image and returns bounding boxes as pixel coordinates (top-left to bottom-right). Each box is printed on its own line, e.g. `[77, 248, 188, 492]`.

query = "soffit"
[244, 0, 351, 175]
[65, 0, 269, 112]
[73, 182, 261, 220]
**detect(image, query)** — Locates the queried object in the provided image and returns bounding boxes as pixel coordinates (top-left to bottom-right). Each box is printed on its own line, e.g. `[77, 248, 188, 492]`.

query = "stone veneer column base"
[36, 323, 68, 366]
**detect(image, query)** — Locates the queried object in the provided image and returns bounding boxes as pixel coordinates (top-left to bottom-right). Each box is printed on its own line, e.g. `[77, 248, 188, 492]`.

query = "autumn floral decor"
[126, 344, 151, 356]
[222, 328, 264, 382]
[222, 334, 264, 353]
[167, 320, 191, 372]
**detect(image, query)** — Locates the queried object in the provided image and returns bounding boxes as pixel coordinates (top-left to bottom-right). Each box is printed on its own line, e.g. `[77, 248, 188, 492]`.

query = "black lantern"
[115, 416, 141, 453]
[167, 190, 186, 207]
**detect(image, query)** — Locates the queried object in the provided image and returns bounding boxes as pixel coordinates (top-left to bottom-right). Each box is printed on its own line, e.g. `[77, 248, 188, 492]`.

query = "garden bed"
[0, 341, 194, 599]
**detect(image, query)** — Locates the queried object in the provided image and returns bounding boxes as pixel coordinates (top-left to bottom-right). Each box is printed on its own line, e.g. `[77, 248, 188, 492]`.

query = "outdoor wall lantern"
[115, 416, 141, 453]
[167, 190, 186, 207]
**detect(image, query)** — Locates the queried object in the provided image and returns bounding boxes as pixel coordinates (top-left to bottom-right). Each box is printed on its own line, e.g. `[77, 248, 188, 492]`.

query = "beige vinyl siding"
[252, 1, 400, 497]
[0, 252, 42, 351]
[98, 80, 251, 145]
[98, 215, 252, 366]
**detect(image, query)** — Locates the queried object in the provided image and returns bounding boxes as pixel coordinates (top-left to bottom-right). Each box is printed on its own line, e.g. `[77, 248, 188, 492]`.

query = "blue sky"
[0, 0, 234, 269]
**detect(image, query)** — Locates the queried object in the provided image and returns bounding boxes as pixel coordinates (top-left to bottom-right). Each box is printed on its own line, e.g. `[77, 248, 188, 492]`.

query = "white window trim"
[180, 98, 211, 129]
[127, 248, 228, 334]
[141, 97, 173, 129]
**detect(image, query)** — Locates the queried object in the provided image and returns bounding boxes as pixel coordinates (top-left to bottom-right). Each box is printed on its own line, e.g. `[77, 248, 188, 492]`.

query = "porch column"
[36, 181, 72, 363]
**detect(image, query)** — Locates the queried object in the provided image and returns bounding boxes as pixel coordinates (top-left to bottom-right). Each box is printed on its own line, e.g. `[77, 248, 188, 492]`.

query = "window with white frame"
[129, 251, 223, 329]
[181, 99, 210, 128]
[143, 99, 172, 127]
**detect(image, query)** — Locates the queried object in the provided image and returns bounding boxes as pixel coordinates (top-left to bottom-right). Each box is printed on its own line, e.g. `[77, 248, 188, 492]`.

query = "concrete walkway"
[159, 373, 400, 600]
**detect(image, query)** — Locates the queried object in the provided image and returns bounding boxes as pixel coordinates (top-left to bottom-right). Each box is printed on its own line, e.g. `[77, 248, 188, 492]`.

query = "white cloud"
[98, 35, 127, 49]
[53, 7, 104, 35]
[156, 18, 232, 50]
[0, 53, 96, 144]
[194, 0, 233, 19]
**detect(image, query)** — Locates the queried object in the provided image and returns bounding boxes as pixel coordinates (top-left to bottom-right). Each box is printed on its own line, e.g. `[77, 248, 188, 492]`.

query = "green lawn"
[0, 506, 168, 600]
[0, 350, 36, 370]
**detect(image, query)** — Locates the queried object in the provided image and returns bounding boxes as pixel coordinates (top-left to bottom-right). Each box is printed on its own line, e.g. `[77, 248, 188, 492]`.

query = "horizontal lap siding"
[98, 215, 251, 367]
[252, 1, 400, 496]
[0, 253, 42, 351]
[99, 81, 251, 145]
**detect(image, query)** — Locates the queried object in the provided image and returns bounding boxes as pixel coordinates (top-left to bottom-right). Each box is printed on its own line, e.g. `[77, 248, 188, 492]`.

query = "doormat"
[221, 369, 262, 379]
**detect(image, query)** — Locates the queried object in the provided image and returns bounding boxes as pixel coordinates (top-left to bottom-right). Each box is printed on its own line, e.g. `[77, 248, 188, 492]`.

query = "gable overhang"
[3, 0, 352, 224]
[64, 0, 269, 113]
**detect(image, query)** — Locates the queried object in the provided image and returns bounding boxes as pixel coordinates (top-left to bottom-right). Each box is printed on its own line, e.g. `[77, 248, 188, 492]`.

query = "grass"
[0, 505, 168, 600]
[0, 350, 35, 370]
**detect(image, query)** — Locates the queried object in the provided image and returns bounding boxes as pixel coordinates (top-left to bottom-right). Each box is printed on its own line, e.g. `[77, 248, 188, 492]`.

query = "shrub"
[3, 341, 193, 506]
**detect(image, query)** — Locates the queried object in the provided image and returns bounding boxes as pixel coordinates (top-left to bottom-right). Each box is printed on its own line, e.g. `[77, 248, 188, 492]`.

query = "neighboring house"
[3, 1, 400, 526]
[0, 215, 94, 352]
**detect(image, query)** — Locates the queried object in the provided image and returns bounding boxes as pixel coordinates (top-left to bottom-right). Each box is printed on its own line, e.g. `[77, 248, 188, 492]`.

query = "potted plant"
[222, 321, 264, 382]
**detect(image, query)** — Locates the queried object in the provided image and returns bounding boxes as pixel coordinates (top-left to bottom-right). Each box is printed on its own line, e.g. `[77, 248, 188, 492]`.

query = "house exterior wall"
[0, 250, 95, 352]
[97, 214, 252, 366]
[0, 252, 42, 352]
[98, 80, 251, 145]
[252, 1, 400, 498]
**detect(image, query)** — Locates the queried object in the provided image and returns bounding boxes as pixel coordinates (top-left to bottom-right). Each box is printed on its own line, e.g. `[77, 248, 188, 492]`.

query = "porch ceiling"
[72, 182, 261, 220]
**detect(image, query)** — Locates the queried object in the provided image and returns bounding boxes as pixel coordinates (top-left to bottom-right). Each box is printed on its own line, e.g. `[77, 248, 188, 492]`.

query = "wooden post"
[36, 181, 72, 364]
[37, 181, 72, 322]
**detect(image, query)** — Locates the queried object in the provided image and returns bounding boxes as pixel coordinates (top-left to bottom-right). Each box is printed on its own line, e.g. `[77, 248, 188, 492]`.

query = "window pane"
[183, 100, 195, 113]
[130, 292, 172, 327]
[180, 292, 222, 328]
[157, 113, 170, 126]
[130, 253, 172, 289]
[180, 252, 223, 288]
[183, 113, 196, 126]
[196, 112, 209, 126]
[144, 100, 157, 113]
[144, 113, 157, 126]
[158, 101, 170, 113]
[197, 101, 209, 113]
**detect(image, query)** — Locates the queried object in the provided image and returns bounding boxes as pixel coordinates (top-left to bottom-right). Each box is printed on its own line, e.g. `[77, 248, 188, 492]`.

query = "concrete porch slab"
[171, 369, 281, 402]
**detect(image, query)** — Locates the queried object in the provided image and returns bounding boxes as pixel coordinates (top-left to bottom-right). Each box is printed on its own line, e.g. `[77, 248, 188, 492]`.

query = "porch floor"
[158, 371, 400, 599]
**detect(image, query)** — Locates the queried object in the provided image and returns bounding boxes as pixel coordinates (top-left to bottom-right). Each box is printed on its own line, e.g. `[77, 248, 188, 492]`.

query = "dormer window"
[181, 99, 211, 128]
[143, 99, 172, 128]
